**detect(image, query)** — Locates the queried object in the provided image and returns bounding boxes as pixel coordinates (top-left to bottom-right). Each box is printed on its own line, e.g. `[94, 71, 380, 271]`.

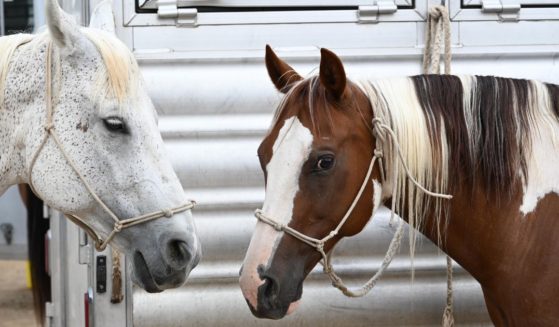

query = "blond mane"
[81, 28, 141, 103]
[0, 28, 140, 108]
[360, 78, 449, 260]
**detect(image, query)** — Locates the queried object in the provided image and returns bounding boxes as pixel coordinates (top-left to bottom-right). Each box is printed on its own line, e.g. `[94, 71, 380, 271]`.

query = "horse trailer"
[26, 0, 559, 326]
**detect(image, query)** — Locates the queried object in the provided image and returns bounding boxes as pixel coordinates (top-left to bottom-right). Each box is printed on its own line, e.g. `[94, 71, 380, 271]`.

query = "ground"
[0, 260, 39, 327]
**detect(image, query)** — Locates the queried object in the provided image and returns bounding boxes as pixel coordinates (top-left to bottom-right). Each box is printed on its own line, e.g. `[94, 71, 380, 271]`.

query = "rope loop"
[113, 222, 123, 233]
[428, 5, 447, 19]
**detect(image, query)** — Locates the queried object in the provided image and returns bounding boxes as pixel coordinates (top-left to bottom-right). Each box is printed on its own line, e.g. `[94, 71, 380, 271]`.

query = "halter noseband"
[254, 119, 452, 297]
[28, 41, 195, 251]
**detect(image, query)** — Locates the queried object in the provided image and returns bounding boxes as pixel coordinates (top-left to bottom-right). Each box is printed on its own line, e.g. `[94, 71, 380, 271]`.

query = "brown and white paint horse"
[239, 46, 559, 326]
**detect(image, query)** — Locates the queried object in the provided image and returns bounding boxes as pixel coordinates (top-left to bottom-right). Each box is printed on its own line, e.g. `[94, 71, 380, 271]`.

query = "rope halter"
[255, 119, 452, 297]
[28, 41, 196, 251]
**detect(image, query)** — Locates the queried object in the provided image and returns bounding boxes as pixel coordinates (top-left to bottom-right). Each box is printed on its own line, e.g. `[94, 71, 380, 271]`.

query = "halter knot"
[373, 149, 383, 158]
[45, 124, 55, 132]
[163, 209, 173, 218]
[272, 222, 283, 232]
[113, 222, 123, 232]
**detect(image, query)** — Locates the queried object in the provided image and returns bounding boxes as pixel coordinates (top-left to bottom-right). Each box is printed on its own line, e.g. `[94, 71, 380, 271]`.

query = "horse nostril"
[258, 275, 280, 308]
[167, 240, 192, 270]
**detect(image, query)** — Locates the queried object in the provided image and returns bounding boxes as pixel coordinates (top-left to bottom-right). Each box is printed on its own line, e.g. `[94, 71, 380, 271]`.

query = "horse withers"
[239, 46, 559, 325]
[0, 0, 201, 293]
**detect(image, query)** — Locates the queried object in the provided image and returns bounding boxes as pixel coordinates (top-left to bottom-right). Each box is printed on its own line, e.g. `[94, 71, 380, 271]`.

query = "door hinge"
[157, 0, 198, 27]
[358, 0, 397, 23]
[481, 0, 520, 22]
[44, 301, 54, 327]
[78, 228, 90, 264]
[43, 204, 49, 219]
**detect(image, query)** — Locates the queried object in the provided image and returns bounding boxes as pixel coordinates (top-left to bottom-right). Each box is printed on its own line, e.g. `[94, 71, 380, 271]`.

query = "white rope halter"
[255, 118, 452, 297]
[28, 41, 195, 251]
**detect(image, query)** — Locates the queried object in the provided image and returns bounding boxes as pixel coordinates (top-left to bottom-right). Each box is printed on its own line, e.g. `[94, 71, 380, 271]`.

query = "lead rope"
[27, 41, 195, 251]
[423, 5, 455, 327]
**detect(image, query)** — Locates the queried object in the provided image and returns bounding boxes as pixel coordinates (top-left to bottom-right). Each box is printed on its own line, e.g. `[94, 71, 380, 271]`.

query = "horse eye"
[315, 155, 335, 171]
[103, 117, 127, 133]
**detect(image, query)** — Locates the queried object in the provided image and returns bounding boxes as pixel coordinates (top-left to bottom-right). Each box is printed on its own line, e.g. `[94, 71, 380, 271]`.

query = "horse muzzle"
[132, 231, 201, 293]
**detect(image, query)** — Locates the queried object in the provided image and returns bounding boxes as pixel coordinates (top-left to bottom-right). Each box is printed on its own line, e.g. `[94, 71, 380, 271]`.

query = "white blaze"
[240, 116, 313, 310]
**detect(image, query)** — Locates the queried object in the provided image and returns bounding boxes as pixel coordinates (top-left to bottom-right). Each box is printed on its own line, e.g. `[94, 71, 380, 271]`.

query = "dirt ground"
[0, 260, 39, 327]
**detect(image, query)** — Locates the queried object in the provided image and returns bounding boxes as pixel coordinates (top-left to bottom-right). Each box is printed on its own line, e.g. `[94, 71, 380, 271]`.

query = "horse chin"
[250, 275, 304, 320]
[248, 298, 301, 320]
[286, 300, 300, 315]
[132, 251, 164, 293]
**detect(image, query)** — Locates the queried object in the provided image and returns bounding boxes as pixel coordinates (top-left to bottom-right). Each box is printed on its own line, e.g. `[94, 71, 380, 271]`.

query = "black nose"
[166, 239, 194, 270]
[252, 274, 289, 320]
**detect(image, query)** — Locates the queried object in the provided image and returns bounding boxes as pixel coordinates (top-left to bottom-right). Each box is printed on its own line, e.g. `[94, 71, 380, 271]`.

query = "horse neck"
[0, 38, 49, 194]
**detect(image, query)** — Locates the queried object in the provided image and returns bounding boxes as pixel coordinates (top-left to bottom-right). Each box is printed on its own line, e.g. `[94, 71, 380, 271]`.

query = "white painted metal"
[46, 210, 90, 327]
[126, 0, 425, 26]
[48, 209, 129, 327]
[466, 0, 559, 6]
[142, 0, 413, 10]
[451, 0, 559, 20]
[481, 0, 520, 21]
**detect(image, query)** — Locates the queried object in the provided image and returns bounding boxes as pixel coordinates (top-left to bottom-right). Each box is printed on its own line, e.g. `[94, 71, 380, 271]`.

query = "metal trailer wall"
[46, 0, 559, 326]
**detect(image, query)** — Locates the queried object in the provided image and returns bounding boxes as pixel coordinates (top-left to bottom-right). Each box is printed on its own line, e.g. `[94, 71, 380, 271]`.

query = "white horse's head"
[5, 0, 200, 292]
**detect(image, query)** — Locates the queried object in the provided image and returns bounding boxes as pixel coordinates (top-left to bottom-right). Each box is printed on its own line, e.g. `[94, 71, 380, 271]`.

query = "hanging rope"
[423, 5, 455, 327]
[110, 248, 124, 304]
[423, 6, 452, 75]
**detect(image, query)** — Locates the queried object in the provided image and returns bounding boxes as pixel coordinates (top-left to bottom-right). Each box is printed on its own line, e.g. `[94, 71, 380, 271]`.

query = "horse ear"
[265, 45, 303, 94]
[319, 48, 347, 99]
[89, 0, 116, 35]
[46, 0, 83, 51]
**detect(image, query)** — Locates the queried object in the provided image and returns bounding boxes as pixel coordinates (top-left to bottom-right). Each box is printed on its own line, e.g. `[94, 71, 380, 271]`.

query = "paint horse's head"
[240, 47, 384, 318]
[8, 1, 200, 292]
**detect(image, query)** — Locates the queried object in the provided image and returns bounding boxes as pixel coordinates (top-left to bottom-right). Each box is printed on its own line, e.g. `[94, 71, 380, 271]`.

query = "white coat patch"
[520, 125, 559, 215]
[372, 179, 382, 213]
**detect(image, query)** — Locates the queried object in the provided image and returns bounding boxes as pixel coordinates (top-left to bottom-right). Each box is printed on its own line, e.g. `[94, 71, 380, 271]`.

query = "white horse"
[0, 0, 201, 292]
